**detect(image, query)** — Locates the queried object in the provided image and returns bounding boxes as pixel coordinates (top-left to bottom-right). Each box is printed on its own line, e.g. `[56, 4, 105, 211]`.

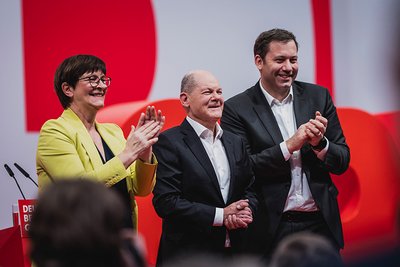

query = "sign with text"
[17, 199, 36, 238]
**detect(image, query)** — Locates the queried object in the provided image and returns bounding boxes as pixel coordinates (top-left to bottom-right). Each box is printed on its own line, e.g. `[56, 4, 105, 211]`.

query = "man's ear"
[180, 92, 189, 108]
[61, 82, 74, 97]
[255, 55, 263, 71]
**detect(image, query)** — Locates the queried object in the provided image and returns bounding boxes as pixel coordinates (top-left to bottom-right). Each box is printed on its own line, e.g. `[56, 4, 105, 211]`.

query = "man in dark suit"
[221, 28, 350, 260]
[153, 70, 258, 266]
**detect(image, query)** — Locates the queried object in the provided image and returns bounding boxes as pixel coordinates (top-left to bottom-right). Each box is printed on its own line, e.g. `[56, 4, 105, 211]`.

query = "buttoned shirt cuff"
[213, 207, 224, 226]
[280, 141, 292, 161]
[313, 138, 330, 160]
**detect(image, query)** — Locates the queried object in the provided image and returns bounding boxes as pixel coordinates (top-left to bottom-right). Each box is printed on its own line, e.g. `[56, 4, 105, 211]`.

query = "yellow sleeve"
[127, 153, 157, 196]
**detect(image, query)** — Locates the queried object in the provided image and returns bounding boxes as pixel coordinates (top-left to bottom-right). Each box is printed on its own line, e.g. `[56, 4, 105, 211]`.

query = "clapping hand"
[306, 111, 328, 146]
[136, 106, 165, 162]
[119, 106, 165, 167]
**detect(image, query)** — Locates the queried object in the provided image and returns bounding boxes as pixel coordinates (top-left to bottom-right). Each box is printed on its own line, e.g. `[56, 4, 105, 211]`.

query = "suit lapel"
[248, 83, 283, 144]
[221, 134, 235, 202]
[180, 120, 224, 202]
[292, 83, 313, 174]
[62, 109, 104, 168]
[292, 83, 311, 128]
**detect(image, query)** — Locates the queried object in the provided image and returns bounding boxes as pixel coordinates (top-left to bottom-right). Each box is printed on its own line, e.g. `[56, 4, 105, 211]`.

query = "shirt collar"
[259, 80, 293, 107]
[186, 116, 223, 141]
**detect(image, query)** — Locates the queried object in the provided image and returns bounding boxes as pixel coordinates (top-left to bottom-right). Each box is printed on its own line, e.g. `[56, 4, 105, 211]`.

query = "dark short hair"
[29, 179, 125, 267]
[253, 28, 298, 60]
[54, 55, 106, 109]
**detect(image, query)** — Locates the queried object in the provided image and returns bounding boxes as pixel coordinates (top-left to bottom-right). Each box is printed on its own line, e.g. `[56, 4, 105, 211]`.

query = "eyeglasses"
[78, 75, 112, 88]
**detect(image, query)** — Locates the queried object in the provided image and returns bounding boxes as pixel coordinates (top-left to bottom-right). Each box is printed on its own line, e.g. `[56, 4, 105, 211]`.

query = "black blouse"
[98, 138, 133, 229]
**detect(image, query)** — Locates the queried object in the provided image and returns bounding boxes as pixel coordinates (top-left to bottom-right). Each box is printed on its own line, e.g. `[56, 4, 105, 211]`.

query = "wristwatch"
[311, 137, 327, 151]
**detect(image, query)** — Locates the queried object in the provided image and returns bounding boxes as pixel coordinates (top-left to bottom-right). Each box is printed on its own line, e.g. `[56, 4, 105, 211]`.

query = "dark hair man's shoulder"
[224, 84, 258, 106]
[293, 80, 328, 90]
[293, 80, 331, 97]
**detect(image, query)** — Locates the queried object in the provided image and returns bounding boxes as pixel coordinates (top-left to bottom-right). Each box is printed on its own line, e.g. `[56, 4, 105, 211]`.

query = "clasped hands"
[223, 199, 253, 230]
[286, 111, 328, 153]
[119, 106, 165, 167]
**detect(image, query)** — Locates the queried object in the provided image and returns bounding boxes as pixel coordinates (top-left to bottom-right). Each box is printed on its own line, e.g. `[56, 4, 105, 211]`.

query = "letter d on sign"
[18, 199, 36, 238]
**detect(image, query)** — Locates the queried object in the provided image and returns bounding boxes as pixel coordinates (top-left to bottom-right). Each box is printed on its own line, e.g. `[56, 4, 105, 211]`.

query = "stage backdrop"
[0, 0, 399, 264]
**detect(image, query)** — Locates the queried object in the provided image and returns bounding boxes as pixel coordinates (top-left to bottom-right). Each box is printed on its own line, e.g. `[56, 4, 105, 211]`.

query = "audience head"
[163, 253, 264, 267]
[29, 179, 135, 267]
[269, 232, 343, 267]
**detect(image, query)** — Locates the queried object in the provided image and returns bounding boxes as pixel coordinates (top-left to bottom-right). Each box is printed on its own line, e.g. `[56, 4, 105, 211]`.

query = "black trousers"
[266, 211, 341, 260]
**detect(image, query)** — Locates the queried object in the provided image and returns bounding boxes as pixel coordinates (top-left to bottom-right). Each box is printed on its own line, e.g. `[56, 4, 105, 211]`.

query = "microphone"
[14, 163, 38, 187]
[4, 164, 26, 200]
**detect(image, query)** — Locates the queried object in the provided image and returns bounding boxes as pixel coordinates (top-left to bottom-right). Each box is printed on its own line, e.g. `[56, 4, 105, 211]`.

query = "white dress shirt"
[259, 82, 326, 212]
[186, 116, 230, 224]
[186, 116, 231, 247]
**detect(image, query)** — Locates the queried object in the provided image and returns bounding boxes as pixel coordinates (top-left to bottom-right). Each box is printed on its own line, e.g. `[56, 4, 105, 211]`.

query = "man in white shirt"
[221, 28, 350, 260]
[153, 70, 258, 266]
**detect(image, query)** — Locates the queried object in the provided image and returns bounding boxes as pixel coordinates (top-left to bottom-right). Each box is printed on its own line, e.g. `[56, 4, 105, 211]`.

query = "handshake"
[223, 199, 253, 230]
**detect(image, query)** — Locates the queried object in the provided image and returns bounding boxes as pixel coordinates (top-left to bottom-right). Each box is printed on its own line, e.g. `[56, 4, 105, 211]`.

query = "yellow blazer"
[36, 108, 157, 229]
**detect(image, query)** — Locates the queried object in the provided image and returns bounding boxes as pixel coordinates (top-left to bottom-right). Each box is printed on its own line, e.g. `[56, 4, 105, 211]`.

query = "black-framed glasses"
[78, 75, 111, 88]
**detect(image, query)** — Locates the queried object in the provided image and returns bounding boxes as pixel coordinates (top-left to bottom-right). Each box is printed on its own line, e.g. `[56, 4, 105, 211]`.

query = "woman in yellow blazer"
[36, 54, 165, 229]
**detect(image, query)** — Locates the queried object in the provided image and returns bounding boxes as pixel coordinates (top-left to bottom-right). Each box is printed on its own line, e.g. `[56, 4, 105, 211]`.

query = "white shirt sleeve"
[280, 141, 292, 161]
[213, 207, 224, 226]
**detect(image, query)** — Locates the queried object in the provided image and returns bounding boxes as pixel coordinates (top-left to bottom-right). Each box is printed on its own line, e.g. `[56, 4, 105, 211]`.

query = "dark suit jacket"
[152, 119, 257, 266]
[221, 81, 350, 253]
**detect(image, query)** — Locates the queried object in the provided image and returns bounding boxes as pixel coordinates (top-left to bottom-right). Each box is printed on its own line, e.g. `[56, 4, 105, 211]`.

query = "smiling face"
[62, 70, 109, 113]
[180, 70, 223, 130]
[255, 40, 298, 100]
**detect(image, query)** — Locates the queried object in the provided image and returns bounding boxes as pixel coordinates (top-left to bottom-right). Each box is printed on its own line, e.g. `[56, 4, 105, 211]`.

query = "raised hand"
[286, 111, 328, 153]
[306, 111, 328, 146]
[139, 106, 166, 138]
[135, 106, 166, 162]
[118, 119, 161, 167]
[285, 123, 311, 154]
